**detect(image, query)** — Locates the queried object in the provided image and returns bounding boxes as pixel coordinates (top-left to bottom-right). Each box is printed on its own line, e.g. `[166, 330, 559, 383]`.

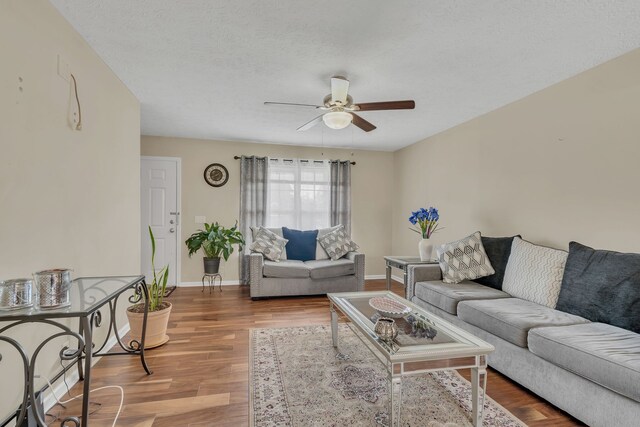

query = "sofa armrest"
[406, 264, 442, 299]
[346, 251, 365, 291]
[248, 253, 264, 297]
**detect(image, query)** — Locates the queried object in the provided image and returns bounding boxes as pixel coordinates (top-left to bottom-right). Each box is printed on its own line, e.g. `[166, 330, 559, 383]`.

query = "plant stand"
[202, 273, 223, 293]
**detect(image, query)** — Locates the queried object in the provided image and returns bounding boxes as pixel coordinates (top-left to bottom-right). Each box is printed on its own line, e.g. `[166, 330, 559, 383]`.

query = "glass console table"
[0, 276, 152, 427]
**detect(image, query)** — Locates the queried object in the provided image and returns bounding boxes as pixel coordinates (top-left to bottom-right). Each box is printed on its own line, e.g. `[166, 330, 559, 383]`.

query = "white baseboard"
[180, 280, 240, 287]
[179, 275, 403, 287]
[42, 323, 131, 412]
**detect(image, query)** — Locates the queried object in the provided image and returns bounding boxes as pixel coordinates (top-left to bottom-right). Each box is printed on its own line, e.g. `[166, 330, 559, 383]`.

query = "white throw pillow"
[436, 231, 495, 284]
[317, 225, 359, 261]
[249, 227, 288, 262]
[502, 237, 568, 308]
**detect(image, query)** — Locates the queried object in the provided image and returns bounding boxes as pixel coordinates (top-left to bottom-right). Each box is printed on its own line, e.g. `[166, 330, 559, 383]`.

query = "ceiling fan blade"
[297, 115, 324, 131]
[331, 76, 350, 104]
[264, 102, 322, 108]
[350, 113, 376, 132]
[353, 100, 415, 111]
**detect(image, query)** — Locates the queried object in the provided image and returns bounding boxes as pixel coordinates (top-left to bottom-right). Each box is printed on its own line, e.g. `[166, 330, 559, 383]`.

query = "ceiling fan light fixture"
[322, 111, 353, 130]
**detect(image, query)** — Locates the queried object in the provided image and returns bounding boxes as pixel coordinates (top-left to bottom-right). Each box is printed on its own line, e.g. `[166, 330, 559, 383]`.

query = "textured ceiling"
[50, 0, 640, 151]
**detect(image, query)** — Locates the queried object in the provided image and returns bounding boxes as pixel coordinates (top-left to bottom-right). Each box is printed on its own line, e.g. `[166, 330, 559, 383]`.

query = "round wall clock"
[203, 163, 229, 187]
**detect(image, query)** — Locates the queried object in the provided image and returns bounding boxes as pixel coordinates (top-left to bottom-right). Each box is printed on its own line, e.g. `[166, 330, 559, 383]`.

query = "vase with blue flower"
[409, 206, 441, 261]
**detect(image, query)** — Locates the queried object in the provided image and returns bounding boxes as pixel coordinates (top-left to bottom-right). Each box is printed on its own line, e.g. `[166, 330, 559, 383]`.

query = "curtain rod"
[233, 156, 355, 165]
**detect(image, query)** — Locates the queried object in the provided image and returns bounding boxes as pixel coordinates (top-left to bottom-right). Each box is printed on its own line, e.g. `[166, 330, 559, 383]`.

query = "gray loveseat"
[407, 253, 640, 426]
[246, 227, 365, 299]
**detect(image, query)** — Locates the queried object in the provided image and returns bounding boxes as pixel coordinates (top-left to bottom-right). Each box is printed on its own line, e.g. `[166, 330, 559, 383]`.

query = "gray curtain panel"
[239, 155, 269, 284]
[330, 160, 352, 235]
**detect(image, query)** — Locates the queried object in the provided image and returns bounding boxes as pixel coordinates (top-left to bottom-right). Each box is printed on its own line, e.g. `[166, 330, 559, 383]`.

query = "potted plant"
[185, 221, 245, 274]
[127, 226, 171, 348]
[409, 206, 442, 261]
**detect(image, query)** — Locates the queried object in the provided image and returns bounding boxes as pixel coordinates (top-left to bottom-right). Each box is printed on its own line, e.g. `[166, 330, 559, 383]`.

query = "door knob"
[169, 228, 175, 233]
[170, 220, 174, 224]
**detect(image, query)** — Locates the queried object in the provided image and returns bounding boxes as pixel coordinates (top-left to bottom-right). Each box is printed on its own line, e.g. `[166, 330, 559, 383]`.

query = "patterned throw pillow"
[502, 237, 568, 308]
[251, 226, 287, 259]
[317, 225, 359, 261]
[436, 232, 495, 284]
[249, 227, 288, 262]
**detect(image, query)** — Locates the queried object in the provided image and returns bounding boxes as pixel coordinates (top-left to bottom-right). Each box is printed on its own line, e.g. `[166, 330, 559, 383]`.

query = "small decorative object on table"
[374, 317, 399, 342]
[369, 296, 411, 318]
[406, 314, 438, 339]
[0, 278, 34, 310]
[409, 206, 442, 261]
[33, 268, 72, 309]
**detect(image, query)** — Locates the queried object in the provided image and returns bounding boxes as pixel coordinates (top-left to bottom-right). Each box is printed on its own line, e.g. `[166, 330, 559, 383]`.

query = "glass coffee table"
[328, 291, 494, 427]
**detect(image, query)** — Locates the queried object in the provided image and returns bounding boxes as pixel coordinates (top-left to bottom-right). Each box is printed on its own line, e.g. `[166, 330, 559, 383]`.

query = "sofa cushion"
[473, 235, 519, 290]
[529, 323, 640, 402]
[436, 231, 495, 284]
[556, 241, 640, 334]
[282, 227, 318, 261]
[263, 260, 310, 278]
[414, 280, 510, 315]
[502, 237, 568, 308]
[457, 298, 590, 347]
[305, 259, 355, 279]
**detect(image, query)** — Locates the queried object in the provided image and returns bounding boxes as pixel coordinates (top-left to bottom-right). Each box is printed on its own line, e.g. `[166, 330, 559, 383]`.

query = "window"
[266, 158, 330, 229]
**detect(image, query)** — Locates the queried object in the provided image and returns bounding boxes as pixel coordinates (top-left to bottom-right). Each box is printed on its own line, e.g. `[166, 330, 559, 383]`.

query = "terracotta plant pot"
[126, 302, 172, 349]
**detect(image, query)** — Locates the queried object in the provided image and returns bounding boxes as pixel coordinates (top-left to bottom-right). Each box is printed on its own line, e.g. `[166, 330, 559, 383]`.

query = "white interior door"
[141, 157, 180, 286]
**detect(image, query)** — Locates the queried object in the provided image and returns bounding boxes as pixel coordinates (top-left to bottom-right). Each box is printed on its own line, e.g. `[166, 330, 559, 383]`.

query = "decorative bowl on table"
[369, 297, 411, 319]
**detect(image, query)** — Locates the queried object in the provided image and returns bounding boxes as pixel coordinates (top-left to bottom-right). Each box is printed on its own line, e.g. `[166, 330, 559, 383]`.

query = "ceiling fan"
[264, 76, 415, 132]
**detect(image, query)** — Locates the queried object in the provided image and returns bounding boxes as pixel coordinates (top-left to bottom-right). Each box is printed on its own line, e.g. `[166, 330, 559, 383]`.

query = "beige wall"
[0, 0, 140, 418]
[393, 48, 640, 257]
[141, 136, 394, 282]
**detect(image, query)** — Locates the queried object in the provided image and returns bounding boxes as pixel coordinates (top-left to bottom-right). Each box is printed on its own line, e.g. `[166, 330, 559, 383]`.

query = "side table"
[0, 276, 152, 427]
[384, 256, 439, 297]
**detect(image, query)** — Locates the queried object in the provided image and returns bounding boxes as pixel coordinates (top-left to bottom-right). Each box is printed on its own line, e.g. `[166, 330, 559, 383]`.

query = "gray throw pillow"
[249, 227, 288, 262]
[556, 241, 640, 333]
[317, 225, 359, 261]
[437, 231, 495, 284]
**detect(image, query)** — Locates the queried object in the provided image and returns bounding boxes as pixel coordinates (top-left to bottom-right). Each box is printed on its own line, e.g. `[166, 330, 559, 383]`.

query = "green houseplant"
[126, 226, 172, 348]
[185, 222, 245, 274]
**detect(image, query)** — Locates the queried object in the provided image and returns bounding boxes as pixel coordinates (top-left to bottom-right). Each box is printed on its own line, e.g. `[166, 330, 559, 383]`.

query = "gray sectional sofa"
[407, 263, 640, 427]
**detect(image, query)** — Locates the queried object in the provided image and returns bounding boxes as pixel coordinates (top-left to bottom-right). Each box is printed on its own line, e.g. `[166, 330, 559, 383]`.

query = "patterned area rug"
[250, 325, 527, 427]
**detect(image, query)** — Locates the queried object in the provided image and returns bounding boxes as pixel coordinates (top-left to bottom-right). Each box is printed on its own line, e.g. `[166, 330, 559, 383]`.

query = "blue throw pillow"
[282, 227, 318, 262]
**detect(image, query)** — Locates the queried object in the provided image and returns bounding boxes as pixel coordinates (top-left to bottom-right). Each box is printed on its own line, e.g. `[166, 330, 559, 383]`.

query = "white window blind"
[266, 158, 331, 230]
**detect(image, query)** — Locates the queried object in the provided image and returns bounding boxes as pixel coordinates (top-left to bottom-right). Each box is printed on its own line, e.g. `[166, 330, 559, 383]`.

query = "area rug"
[250, 325, 526, 427]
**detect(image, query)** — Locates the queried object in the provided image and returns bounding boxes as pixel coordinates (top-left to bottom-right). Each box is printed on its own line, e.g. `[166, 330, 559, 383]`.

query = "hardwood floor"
[51, 280, 584, 426]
